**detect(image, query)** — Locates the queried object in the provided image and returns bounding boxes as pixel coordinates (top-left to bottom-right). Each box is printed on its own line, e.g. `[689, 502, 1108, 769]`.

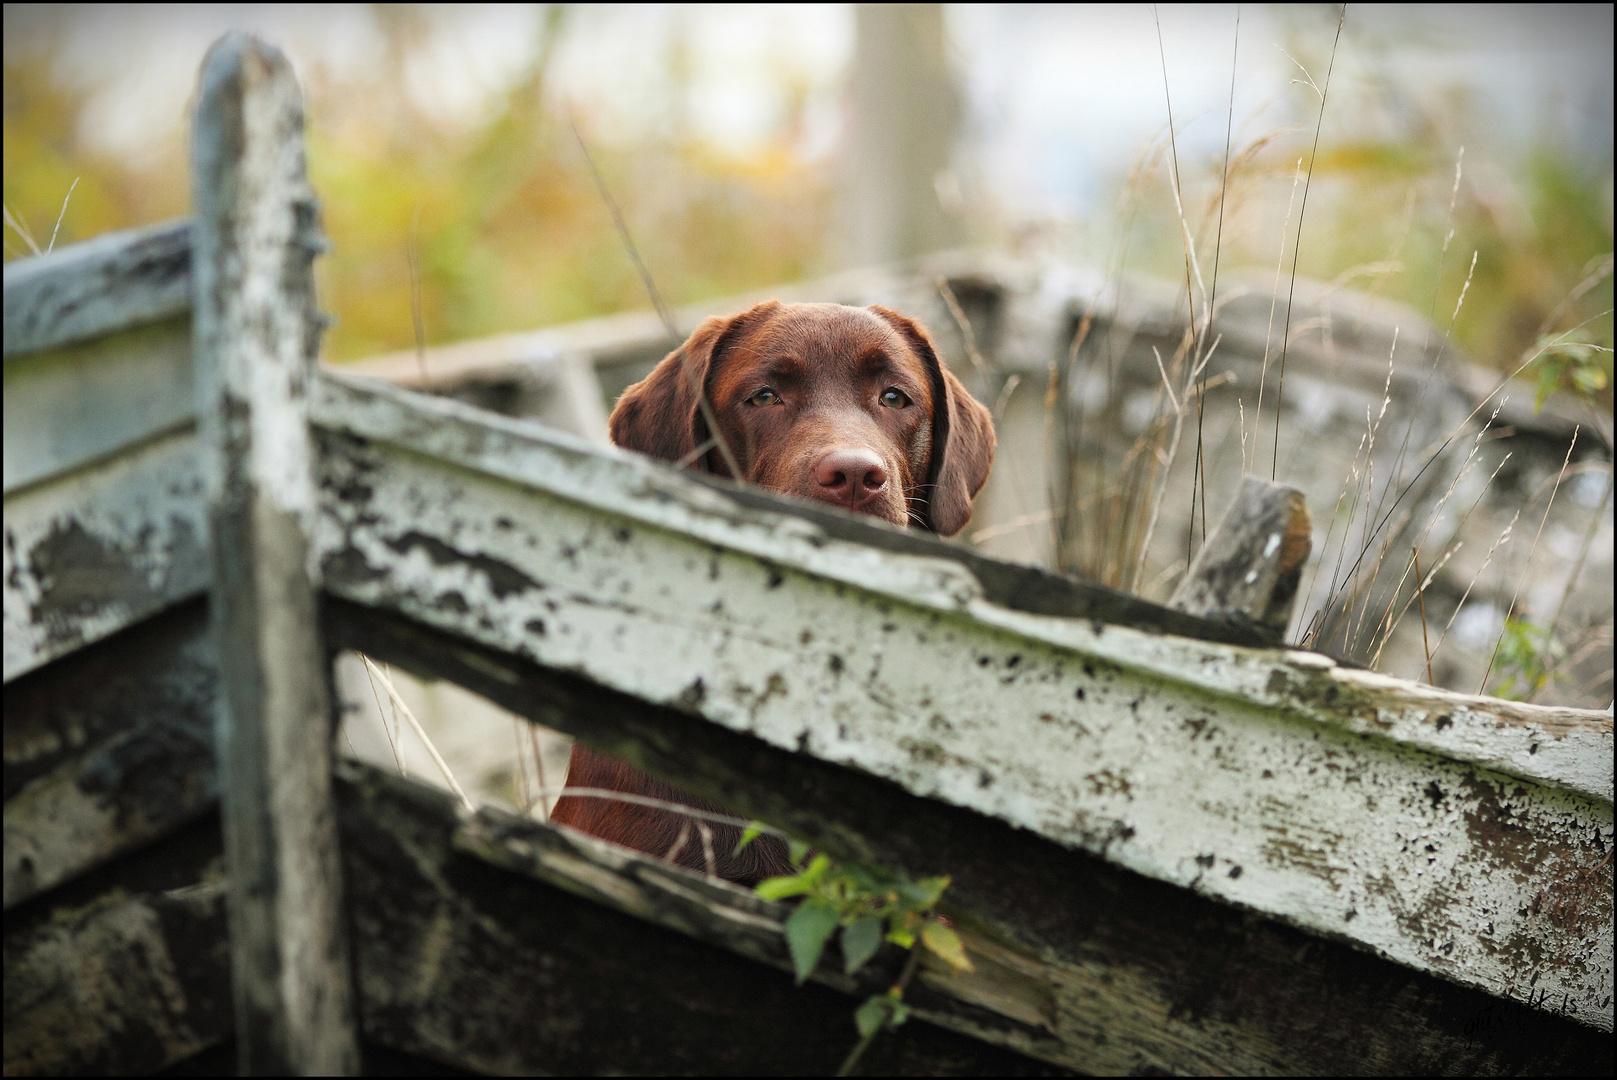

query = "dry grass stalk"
[361, 656, 409, 778]
[571, 118, 744, 481]
[1533, 467, 1614, 701]
[46, 177, 79, 254]
[1479, 428, 1581, 693]
[3, 201, 42, 257]
[1363, 393, 1509, 660]
[937, 278, 990, 377]
[1251, 156, 1304, 476]
[361, 654, 475, 813]
[1270, 6, 1346, 480]
[1428, 508, 1520, 666]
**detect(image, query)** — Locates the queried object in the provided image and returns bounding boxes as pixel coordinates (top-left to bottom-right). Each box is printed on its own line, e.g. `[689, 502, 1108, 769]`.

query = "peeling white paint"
[310, 373, 1614, 1031]
[2, 427, 207, 681]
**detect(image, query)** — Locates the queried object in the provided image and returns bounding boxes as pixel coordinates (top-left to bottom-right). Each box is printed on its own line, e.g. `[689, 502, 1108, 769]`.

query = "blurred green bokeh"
[4, 4, 1611, 397]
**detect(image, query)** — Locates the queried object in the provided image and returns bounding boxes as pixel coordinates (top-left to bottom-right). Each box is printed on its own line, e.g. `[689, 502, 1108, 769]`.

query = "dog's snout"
[814, 449, 889, 509]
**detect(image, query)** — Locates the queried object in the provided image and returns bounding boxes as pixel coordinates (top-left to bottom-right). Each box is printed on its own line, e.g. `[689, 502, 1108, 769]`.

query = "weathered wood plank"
[2, 217, 192, 362]
[191, 33, 357, 1075]
[340, 759, 1066, 1076]
[1170, 476, 1312, 637]
[3, 602, 217, 910]
[2, 426, 207, 682]
[2, 317, 194, 495]
[2, 818, 232, 1076]
[310, 371, 1612, 1032]
[330, 603, 1613, 1074]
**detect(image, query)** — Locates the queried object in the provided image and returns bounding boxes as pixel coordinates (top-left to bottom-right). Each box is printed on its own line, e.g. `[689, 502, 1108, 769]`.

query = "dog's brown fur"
[551, 302, 994, 882]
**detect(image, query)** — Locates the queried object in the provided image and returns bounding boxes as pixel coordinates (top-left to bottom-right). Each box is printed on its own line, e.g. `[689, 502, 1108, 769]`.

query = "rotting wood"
[326, 616, 1614, 1075]
[310, 370, 1613, 1032]
[3, 604, 217, 910]
[1, 217, 191, 362]
[2, 857, 232, 1076]
[1170, 476, 1312, 639]
[2, 426, 207, 683]
[340, 760, 1066, 1076]
[191, 33, 357, 1075]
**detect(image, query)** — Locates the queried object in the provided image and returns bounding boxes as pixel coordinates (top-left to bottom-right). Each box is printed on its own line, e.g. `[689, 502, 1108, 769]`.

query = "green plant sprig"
[1529, 329, 1612, 412]
[738, 832, 973, 1075]
[1490, 616, 1563, 700]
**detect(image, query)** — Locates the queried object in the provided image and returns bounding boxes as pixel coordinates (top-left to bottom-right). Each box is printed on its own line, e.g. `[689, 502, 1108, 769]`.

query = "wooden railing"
[5, 31, 1611, 1078]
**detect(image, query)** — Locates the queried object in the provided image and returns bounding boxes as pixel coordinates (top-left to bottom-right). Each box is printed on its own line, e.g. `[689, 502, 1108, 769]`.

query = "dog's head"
[609, 301, 995, 535]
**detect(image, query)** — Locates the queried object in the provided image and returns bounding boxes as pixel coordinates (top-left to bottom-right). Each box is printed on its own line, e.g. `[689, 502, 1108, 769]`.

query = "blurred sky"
[8, 3, 1612, 222]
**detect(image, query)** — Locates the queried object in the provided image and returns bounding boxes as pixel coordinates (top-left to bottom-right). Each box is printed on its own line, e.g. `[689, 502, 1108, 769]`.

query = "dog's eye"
[880, 388, 910, 408]
[747, 388, 780, 407]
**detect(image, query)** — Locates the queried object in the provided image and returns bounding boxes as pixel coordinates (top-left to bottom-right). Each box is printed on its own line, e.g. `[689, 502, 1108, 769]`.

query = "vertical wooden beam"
[842, 4, 961, 265]
[191, 33, 358, 1075]
[1169, 477, 1312, 639]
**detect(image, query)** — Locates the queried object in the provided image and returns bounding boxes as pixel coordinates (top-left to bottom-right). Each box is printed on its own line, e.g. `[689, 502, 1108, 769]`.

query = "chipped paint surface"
[313, 373, 1613, 1030]
[3, 428, 207, 681]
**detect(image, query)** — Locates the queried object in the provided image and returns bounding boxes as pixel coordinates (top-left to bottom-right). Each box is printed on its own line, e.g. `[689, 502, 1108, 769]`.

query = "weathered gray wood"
[2, 217, 192, 362]
[2, 854, 232, 1075]
[2, 317, 194, 495]
[310, 370, 1612, 1032]
[2, 426, 208, 682]
[843, 4, 961, 264]
[3, 602, 217, 910]
[1169, 476, 1312, 638]
[330, 609, 1613, 1075]
[342, 760, 1064, 1076]
[191, 33, 357, 1075]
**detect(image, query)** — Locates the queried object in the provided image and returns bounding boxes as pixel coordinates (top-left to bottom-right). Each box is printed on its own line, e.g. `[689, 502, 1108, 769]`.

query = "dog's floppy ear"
[869, 305, 995, 536]
[609, 302, 780, 469]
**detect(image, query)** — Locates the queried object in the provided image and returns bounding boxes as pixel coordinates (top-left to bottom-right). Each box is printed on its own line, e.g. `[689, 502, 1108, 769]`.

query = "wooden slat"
[5, 604, 1606, 1073]
[2, 317, 193, 495]
[191, 33, 358, 1075]
[3, 602, 217, 910]
[330, 607, 1612, 1074]
[1, 828, 232, 1076]
[2, 426, 207, 682]
[310, 371, 1613, 1033]
[1, 217, 191, 361]
[340, 760, 1065, 1076]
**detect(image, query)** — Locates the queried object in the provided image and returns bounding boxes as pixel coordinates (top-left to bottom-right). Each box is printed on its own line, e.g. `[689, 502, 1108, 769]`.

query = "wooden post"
[1169, 477, 1312, 640]
[192, 34, 358, 1075]
[842, 3, 961, 266]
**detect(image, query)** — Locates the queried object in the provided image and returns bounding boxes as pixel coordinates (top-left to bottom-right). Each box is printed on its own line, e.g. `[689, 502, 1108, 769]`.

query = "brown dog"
[550, 302, 994, 881]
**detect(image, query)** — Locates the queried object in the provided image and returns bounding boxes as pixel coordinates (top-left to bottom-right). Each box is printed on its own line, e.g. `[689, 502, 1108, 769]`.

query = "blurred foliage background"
[5, 3, 1612, 393]
[4, 4, 1610, 385]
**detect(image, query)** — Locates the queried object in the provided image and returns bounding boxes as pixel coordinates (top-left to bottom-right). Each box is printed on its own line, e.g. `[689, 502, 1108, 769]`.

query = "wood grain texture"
[2, 217, 191, 362]
[1170, 477, 1312, 637]
[191, 32, 357, 1075]
[3, 602, 217, 910]
[311, 371, 1612, 1032]
[330, 605, 1612, 1075]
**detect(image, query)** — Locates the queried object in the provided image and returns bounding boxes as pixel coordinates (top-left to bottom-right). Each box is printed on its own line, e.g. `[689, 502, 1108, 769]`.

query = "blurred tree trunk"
[841, 3, 962, 267]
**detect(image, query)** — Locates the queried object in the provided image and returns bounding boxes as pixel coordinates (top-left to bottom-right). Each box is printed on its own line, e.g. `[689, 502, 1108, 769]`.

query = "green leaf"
[896, 876, 949, 909]
[888, 999, 912, 1028]
[799, 853, 832, 886]
[733, 823, 763, 855]
[755, 873, 812, 901]
[788, 839, 811, 865]
[920, 921, 974, 972]
[842, 915, 884, 975]
[854, 996, 889, 1038]
[885, 925, 917, 949]
[785, 899, 840, 984]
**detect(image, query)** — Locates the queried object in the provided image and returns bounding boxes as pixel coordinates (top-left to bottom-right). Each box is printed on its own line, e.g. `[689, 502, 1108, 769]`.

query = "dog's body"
[550, 302, 994, 882]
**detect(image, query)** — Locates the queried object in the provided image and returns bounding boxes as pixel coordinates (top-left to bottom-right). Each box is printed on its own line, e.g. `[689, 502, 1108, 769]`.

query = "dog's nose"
[814, 449, 889, 509]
